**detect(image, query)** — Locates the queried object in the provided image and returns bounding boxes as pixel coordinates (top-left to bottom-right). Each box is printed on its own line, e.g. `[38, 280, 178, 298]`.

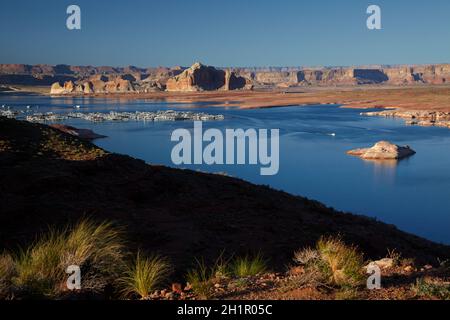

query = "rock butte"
[166, 62, 250, 92]
[347, 141, 416, 160]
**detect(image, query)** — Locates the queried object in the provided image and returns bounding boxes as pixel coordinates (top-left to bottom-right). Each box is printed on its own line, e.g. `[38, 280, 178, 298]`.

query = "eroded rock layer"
[1, 62, 450, 94]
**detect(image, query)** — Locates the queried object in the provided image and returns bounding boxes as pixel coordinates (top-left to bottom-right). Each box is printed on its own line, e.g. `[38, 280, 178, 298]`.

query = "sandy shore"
[12, 84, 450, 112]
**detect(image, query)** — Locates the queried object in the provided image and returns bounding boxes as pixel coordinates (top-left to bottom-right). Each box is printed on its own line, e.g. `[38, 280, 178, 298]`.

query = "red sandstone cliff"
[165, 62, 248, 92]
[1, 62, 450, 95]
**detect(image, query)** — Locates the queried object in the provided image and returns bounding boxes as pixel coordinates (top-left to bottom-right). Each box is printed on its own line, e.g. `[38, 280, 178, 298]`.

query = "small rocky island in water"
[347, 141, 416, 160]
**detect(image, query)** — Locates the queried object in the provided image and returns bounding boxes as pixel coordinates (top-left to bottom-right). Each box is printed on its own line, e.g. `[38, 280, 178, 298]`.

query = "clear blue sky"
[1, 0, 449, 67]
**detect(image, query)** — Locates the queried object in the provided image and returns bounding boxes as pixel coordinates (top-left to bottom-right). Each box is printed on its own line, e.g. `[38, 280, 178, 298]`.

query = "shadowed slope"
[0, 117, 449, 274]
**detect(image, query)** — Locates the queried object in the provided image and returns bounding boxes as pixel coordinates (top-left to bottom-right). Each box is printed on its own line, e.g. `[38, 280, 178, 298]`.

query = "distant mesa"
[47, 62, 250, 95]
[347, 141, 416, 160]
[1, 62, 450, 95]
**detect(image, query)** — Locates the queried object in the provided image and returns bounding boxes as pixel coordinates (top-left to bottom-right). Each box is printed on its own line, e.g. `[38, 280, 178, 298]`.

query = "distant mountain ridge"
[1, 62, 450, 93]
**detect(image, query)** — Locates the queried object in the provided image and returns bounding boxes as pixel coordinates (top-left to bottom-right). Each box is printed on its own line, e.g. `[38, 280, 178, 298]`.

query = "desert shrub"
[316, 236, 365, 287]
[0, 253, 16, 299]
[119, 251, 171, 299]
[13, 219, 126, 298]
[231, 253, 267, 278]
[412, 278, 450, 300]
[293, 236, 365, 289]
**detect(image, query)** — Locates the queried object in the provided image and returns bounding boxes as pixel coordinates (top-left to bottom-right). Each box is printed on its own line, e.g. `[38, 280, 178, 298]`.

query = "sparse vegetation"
[119, 251, 171, 299]
[39, 129, 106, 161]
[335, 287, 360, 300]
[11, 219, 126, 298]
[186, 259, 216, 299]
[412, 278, 450, 300]
[386, 248, 402, 267]
[294, 247, 320, 266]
[316, 236, 365, 287]
[1, 225, 450, 301]
[231, 253, 267, 278]
[2, 117, 450, 301]
[292, 236, 365, 289]
[62, 219, 126, 286]
[280, 267, 323, 293]
[0, 140, 11, 152]
[0, 253, 15, 299]
[185, 253, 233, 299]
[14, 229, 68, 297]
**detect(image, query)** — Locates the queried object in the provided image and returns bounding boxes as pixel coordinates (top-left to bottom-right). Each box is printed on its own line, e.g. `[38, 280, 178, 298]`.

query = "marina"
[0, 106, 224, 123]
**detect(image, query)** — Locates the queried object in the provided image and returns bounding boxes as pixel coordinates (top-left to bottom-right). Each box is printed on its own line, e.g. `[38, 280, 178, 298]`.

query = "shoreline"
[6, 84, 450, 130]
[8, 84, 450, 110]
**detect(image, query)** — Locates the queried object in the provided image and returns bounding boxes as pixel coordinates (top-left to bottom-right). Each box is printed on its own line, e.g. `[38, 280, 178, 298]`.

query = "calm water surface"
[2, 94, 450, 244]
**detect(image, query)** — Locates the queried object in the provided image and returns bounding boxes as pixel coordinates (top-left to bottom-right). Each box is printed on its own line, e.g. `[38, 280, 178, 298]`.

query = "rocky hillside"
[1, 117, 449, 275]
[1, 63, 450, 94]
[0, 64, 184, 93]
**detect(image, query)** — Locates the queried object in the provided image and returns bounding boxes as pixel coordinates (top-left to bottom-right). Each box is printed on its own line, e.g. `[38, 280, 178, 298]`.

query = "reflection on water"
[365, 159, 399, 168]
[363, 159, 398, 185]
[1, 94, 450, 244]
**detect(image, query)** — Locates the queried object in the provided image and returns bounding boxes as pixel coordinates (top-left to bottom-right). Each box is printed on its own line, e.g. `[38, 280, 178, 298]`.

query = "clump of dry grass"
[13, 219, 126, 298]
[294, 248, 320, 266]
[119, 251, 171, 299]
[386, 248, 402, 267]
[61, 219, 126, 290]
[0, 252, 16, 299]
[14, 229, 68, 297]
[317, 236, 365, 287]
[292, 236, 365, 290]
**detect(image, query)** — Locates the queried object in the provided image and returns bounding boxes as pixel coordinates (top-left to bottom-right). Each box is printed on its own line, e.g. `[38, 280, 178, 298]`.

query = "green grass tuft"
[231, 253, 267, 278]
[119, 251, 171, 299]
[12, 219, 126, 298]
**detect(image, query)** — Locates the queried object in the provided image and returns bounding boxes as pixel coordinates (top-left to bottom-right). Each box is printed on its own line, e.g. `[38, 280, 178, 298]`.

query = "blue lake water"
[2, 94, 450, 244]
